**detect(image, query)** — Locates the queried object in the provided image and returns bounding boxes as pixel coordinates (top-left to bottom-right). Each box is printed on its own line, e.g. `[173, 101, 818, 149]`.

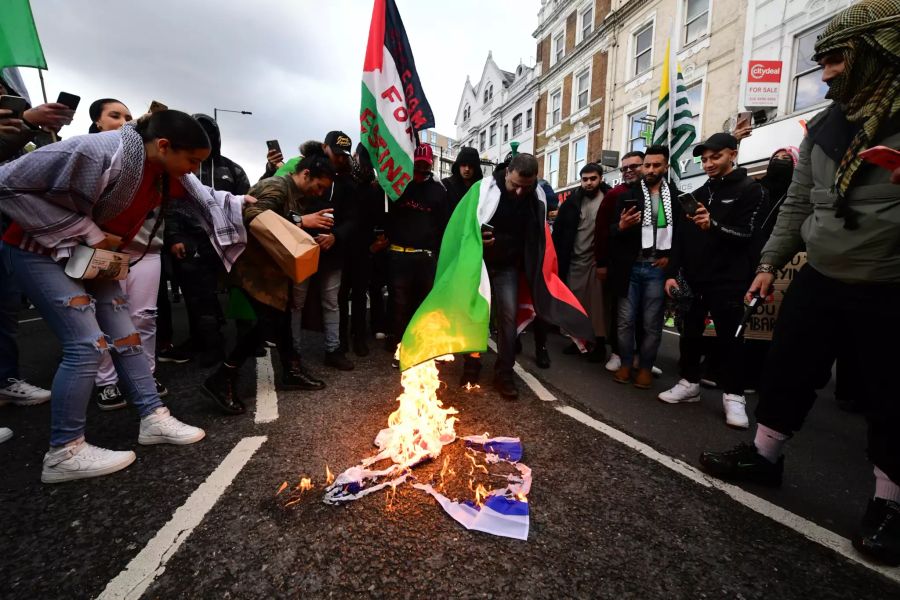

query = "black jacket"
[552, 184, 610, 282]
[666, 168, 765, 290]
[441, 146, 483, 210]
[608, 180, 683, 298]
[303, 173, 358, 269]
[386, 174, 449, 253]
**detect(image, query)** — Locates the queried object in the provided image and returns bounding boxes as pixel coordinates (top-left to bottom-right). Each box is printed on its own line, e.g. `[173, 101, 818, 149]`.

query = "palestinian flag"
[360, 0, 434, 201]
[399, 176, 593, 371]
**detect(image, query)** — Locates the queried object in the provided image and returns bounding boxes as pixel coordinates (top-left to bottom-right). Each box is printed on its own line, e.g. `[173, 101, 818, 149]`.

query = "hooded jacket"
[441, 146, 483, 209]
[387, 172, 449, 252]
[667, 167, 764, 290]
[166, 114, 251, 250]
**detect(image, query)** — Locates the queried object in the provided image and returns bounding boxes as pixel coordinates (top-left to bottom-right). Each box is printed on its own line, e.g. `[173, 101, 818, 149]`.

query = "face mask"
[767, 157, 794, 181]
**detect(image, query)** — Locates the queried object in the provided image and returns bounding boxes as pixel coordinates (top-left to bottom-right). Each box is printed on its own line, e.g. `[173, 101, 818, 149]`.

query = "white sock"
[874, 466, 900, 503]
[753, 424, 789, 463]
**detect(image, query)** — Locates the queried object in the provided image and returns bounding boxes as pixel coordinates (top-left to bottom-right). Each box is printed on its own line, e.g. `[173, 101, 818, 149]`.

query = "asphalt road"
[1, 309, 898, 599]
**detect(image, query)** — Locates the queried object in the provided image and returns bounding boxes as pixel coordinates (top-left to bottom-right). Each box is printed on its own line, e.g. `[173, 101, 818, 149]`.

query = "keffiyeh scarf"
[639, 179, 673, 251]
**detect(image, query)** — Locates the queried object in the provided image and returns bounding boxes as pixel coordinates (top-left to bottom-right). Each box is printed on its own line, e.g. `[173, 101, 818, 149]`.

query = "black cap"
[693, 132, 738, 157]
[324, 131, 352, 156]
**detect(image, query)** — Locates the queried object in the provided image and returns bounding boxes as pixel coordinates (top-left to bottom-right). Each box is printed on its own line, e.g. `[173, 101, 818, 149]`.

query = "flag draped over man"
[360, 0, 435, 201]
[651, 39, 697, 180]
[0, 0, 47, 72]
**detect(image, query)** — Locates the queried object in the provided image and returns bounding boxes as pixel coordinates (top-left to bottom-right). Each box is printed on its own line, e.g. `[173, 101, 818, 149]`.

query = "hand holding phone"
[677, 192, 700, 217]
[56, 92, 81, 112]
[0, 95, 29, 119]
[481, 223, 495, 247]
[618, 202, 641, 230]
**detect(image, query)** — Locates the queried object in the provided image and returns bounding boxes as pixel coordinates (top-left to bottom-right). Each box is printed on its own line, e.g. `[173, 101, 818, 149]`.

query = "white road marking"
[510, 358, 900, 582]
[17, 317, 42, 324]
[96, 436, 268, 600]
[486, 339, 555, 402]
[663, 329, 680, 336]
[254, 349, 278, 424]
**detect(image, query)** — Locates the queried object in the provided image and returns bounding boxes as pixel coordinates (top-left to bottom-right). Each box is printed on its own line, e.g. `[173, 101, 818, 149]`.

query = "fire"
[463, 382, 481, 392]
[276, 481, 288, 496]
[296, 477, 313, 492]
[473, 483, 490, 507]
[325, 465, 334, 486]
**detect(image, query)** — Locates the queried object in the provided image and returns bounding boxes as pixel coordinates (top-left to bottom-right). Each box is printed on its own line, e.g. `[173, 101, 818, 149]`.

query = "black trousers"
[156, 261, 174, 349]
[369, 251, 390, 335]
[757, 265, 900, 481]
[679, 284, 746, 395]
[339, 251, 372, 345]
[225, 293, 293, 371]
[173, 242, 223, 350]
[388, 251, 436, 340]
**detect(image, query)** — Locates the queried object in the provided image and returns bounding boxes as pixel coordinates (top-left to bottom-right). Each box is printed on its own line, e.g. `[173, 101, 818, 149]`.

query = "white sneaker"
[0, 427, 12, 444]
[41, 439, 136, 483]
[605, 353, 621, 372]
[0, 378, 51, 406]
[375, 332, 387, 340]
[651, 366, 663, 377]
[658, 379, 701, 404]
[723, 394, 749, 429]
[139, 407, 205, 445]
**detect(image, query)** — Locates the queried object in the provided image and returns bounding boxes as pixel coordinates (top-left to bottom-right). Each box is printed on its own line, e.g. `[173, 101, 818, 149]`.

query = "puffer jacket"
[760, 105, 900, 284]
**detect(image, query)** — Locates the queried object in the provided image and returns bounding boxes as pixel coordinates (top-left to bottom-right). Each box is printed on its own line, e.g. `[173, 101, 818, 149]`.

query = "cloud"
[19, 0, 539, 182]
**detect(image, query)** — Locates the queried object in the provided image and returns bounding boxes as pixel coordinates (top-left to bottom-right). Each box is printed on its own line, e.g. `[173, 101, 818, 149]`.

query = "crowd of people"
[0, 0, 897, 567]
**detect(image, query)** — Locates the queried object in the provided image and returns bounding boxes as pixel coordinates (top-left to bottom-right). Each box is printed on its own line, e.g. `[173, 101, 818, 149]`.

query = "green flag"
[652, 39, 697, 181]
[0, 0, 47, 72]
[399, 179, 492, 370]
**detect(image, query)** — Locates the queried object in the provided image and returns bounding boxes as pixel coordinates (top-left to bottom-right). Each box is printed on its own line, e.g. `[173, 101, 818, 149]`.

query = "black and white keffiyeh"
[639, 179, 673, 250]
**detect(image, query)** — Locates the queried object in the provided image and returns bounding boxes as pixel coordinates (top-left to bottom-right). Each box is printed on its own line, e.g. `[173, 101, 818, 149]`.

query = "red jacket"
[593, 183, 628, 267]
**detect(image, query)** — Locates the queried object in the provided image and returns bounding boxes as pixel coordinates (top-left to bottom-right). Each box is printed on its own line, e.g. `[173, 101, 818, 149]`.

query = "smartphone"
[736, 111, 752, 130]
[677, 192, 700, 216]
[148, 100, 168, 113]
[373, 227, 385, 236]
[266, 140, 282, 154]
[622, 198, 639, 211]
[859, 145, 900, 172]
[481, 223, 494, 232]
[56, 92, 81, 111]
[0, 95, 29, 118]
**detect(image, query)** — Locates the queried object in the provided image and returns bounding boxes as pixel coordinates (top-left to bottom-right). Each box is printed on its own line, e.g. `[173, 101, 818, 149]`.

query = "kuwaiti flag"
[360, 0, 434, 201]
[399, 176, 594, 371]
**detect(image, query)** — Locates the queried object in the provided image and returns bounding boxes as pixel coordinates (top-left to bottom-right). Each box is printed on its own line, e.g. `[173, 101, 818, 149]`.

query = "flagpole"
[667, 21, 675, 186]
[36, 68, 57, 142]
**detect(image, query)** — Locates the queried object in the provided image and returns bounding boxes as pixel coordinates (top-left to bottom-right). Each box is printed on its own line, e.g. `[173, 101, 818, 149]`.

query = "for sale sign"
[745, 60, 782, 108]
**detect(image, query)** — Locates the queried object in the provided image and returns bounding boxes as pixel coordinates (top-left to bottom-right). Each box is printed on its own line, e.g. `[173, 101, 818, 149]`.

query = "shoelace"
[5, 378, 41, 393]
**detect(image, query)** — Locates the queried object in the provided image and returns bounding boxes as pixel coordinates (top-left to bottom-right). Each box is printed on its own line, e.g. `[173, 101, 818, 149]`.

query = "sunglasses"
[620, 165, 640, 172]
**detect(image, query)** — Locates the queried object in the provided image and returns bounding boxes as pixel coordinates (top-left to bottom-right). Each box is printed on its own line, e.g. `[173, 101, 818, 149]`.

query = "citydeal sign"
[745, 60, 782, 107]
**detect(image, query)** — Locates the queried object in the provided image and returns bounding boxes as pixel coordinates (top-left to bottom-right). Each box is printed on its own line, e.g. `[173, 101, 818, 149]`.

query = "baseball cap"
[413, 143, 434, 165]
[324, 131, 352, 156]
[693, 132, 738, 157]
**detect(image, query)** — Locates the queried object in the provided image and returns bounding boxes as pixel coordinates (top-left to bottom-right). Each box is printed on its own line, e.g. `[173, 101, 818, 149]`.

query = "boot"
[282, 358, 326, 391]
[201, 366, 245, 415]
[535, 346, 551, 369]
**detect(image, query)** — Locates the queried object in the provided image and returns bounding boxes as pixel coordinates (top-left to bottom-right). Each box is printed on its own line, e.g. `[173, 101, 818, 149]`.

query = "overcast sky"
[18, 0, 539, 182]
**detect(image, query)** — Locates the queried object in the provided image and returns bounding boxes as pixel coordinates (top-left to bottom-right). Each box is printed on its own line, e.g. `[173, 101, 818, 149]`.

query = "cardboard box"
[743, 252, 806, 341]
[64, 246, 129, 280]
[249, 210, 320, 283]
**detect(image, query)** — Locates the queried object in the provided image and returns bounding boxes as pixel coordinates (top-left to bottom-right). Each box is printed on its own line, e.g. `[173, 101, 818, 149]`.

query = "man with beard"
[609, 146, 681, 390]
[552, 163, 611, 363]
[595, 151, 644, 372]
[700, 1, 900, 566]
[442, 146, 482, 210]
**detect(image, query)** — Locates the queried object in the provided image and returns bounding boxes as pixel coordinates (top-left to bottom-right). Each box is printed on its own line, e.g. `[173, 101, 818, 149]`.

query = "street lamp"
[213, 108, 252, 121]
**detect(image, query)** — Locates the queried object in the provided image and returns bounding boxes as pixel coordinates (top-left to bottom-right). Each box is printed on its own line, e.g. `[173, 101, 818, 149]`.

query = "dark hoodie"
[666, 167, 765, 290]
[165, 114, 251, 250]
[441, 146, 482, 209]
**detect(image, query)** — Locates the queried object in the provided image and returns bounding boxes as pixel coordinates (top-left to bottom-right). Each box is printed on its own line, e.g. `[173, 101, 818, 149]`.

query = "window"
[479, 131, 486, 152]
[547, 149, 560, 189]
[572, 137, 587, 179]
[576, 69, 590, 111]
[503, 124, 509, 142]
[512, 114, 523, 137]
[551, 89, 562, 126]
[793, 24, 829, 112]
[554, 32, 565, 63]
[489, 123, 497, 147]
[526, 108, 533, 129]
[684, 0, 709, 45]
[685, 80, 703, 134]
[483, 84, 494, 104]
[581, 5, 593, 41]
[463, 104, 470, 121]
[628, 108, 649, 153]
[634, 23, 653, 76]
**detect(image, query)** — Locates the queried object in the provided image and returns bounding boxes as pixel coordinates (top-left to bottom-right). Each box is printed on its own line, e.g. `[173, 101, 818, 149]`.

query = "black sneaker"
[493, 376, 519, 400]
[460, 356, 483, 387]
[854, 498, 900, 566]
[352, 337, 370, 357]
[325, 351, 354, 371]
[96, 384, 127, 411]
[535, 346, 551, 369]
[281, 360, 326, 391]
[201, 366, 245, 415]
[562, 342, 580, 355]
[155, 378, 169, 398]
[157, 344, 192, 364]
[698, 443, 783, 487]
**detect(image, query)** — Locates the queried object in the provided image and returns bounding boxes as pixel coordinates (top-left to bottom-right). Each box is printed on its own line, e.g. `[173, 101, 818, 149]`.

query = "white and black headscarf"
[639, 179, 673, 250]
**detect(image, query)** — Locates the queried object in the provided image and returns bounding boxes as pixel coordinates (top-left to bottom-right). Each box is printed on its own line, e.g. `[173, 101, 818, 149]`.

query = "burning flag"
[360, 0, 434, 201]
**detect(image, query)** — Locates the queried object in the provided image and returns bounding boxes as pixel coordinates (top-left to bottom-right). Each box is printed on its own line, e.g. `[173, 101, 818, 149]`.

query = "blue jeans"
[291, 267, 342, 353]
[489, 265, 519, 379]
[0, 242, 21, 381]
[617, 261, 665, 370]
[3, 245, 162, 446]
